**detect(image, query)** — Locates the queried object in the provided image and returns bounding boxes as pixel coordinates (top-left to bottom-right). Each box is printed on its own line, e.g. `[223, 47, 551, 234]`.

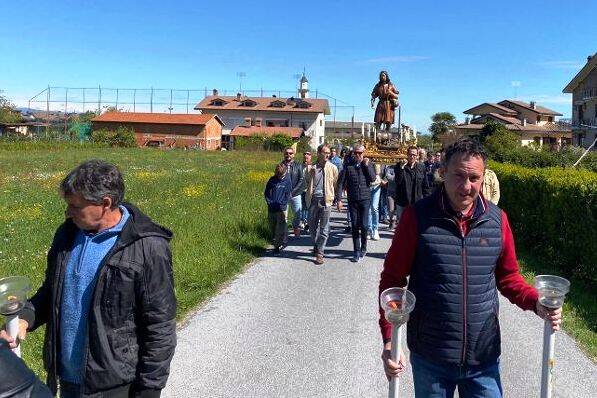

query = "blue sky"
[0, 0, 595, 132]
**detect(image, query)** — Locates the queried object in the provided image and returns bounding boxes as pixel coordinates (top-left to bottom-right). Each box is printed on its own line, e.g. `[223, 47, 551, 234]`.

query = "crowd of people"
[264, 142, 459, 264]
[0, 140, 561, 398]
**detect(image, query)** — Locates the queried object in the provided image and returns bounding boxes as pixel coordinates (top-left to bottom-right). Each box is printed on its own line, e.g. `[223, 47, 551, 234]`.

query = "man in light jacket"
[304, 144, 340, 265]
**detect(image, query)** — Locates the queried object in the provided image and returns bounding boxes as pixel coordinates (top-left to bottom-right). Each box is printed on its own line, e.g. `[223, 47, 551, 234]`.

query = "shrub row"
[91, 126, 137, 147]
[234, 134, 294, 151]
[490, 162, 597, 283]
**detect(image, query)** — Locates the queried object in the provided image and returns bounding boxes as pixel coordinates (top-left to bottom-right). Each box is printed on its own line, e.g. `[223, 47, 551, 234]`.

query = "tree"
[416, 134, 435, 150]
[0, 95, 22, 124]
[429, 112, 456, 141]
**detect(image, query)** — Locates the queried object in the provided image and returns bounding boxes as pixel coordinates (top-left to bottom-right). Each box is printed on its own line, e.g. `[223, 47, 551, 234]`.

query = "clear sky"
[0, 0, 595, 132]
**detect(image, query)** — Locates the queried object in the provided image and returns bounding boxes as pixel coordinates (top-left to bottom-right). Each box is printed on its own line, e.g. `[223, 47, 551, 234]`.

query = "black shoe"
[304, 224, 310, 232]
[273, 247, 281, 256]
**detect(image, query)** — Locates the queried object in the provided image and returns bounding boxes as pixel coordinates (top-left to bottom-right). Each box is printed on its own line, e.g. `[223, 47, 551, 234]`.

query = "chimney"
[254, 118, 262, 127]
[522, 118, 527, 126]
[236, 93, 242, 101]
[244, 117, 252, 127]
[530, 101, 536, 109]
[212, 89, 218, 96]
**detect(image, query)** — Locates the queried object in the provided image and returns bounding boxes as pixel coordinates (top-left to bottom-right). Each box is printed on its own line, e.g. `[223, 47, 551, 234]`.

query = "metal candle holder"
[0, 276, 31, 358]
[534, 275, 570, 398]
[380, 287, 416, 398]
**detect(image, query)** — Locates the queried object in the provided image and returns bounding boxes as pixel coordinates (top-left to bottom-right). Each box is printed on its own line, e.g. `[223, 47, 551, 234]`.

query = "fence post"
[46, 86, 50, 138]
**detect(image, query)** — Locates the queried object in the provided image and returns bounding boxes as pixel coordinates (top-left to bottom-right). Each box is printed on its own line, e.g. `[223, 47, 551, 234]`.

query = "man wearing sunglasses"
[336, 144, 376, 262]
[393, 146, 432, 222]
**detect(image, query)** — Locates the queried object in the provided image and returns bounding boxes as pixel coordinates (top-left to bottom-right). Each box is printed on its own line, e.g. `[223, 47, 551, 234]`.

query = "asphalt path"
[163, 208, 596, 397]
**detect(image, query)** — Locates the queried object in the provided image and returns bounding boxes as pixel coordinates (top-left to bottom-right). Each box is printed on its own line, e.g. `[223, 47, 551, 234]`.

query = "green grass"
[0, 146, 280, 377]
[517, 250, 596, 362]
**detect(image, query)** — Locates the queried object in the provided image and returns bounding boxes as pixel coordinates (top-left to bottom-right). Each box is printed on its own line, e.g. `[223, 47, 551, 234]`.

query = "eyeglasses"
[284, 152, 294, 155]
[354, 151, 364, 155]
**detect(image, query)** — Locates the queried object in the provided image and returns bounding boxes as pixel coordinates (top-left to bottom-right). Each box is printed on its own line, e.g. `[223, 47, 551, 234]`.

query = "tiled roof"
[498, 100, 562, 116]
[463, 103, 518, 115]
[456, 122, 571, 133]
[92, 112, 224, 126]
[230, 126, 303, 138]
[195, 96, 330, 115]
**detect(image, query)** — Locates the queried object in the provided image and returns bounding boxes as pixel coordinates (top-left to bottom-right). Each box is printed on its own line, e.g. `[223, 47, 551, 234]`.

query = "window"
[210, 98, 227, 106]
[548, 116, 553, 122]
[270, 100, 286, 108]
[319, 119, 322, 126]
[240, 99, 257, 107]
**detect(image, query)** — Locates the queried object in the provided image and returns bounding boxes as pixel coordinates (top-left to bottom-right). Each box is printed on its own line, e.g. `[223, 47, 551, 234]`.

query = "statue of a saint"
[371, 71, 399, 135]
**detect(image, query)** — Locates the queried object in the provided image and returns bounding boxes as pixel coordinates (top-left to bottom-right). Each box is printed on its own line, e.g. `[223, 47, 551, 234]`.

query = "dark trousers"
[60, 380, 133, 398]
[348, 199, 370, 253]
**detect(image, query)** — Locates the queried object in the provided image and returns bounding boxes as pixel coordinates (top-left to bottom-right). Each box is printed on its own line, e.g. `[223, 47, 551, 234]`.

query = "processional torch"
[534, 275, 570, 398]
[380, 287, 416, 398]
[0, 276, 31, 358]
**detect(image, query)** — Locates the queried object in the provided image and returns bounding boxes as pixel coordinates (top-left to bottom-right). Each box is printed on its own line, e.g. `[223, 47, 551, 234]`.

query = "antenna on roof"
[236, 72, 246, 94]
[511, 81, 521, 99]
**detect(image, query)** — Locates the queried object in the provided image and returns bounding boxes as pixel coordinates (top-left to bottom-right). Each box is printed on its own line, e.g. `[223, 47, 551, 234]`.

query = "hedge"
[490, 162, 597, 283]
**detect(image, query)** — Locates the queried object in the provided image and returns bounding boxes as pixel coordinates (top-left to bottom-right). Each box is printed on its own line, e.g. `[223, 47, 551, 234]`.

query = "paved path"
[163, 209, 596, 397]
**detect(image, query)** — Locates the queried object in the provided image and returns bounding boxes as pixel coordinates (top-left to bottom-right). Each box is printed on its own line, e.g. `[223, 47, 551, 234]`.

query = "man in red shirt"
[378, 138, 562, 397]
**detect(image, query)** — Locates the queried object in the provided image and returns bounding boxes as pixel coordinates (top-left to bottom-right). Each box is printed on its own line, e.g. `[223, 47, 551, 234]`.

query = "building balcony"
[572, 117, 597, 128]
[580, 86, 597, 101]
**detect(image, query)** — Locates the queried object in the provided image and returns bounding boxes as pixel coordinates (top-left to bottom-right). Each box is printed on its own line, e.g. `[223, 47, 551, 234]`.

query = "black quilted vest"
[407, 190, 503, 366]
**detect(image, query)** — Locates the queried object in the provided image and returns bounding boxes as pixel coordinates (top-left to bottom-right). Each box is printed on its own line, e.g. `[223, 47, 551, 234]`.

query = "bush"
[491, 161, 597, 283]
[482, 122, 597, 172]
[234, 134, 294, 151]
[90, 126, 136, 147]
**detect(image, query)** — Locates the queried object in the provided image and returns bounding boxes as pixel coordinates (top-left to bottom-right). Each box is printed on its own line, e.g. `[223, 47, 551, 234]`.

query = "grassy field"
[0, 146, 279, 376]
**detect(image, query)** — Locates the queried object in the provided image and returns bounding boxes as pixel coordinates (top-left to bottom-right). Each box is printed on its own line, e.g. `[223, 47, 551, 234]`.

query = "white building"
[195, 75, 329, 149]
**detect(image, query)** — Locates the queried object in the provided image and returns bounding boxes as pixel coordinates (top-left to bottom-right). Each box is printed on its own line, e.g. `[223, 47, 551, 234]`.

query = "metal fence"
[27, 86, 356, 123]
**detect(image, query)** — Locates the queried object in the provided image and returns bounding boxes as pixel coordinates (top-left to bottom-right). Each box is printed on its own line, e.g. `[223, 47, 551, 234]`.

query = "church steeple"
[298, 69, 309, 99]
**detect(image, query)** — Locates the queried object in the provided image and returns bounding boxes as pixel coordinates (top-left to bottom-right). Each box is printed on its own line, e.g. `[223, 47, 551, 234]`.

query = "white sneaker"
[372, 230, 380, 240]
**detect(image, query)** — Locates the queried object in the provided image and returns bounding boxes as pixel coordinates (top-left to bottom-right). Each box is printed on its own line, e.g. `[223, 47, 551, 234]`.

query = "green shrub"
[234, 134, 294, 151]
[491, 161, 597, 283]
[482, 123, 597, 172]
[90, 126, 136, 147]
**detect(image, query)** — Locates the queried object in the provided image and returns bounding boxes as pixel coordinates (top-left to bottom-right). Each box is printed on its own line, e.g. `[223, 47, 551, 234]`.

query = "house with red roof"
[194, 75, 330, 149]
[449, 100, 571, 148]
[91, 112, 224, 149]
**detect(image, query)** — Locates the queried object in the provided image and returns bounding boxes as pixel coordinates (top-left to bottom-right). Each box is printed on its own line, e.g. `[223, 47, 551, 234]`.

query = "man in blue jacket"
[1, 160, 176, 398]
[264, 163, 293, 255]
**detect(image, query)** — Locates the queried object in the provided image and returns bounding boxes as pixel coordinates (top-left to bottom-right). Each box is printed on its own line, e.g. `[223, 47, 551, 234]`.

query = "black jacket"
[0, 339, 52, 398]
[394, 162, 431, 207]
[19, 203, 176, 398]
[282, 160, 305, 197]
[336, 161, 376, 202]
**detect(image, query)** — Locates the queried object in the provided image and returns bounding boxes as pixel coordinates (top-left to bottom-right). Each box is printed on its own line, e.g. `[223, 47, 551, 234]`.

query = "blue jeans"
[288, 195, 302, 228]
[410, 353, 503, 398]
[368, 186, 381, 233]
[300, 192, 309, 224]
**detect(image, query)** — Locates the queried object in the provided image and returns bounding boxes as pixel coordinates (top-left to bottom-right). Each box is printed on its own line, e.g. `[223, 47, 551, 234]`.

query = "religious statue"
[371, 70, 399, 136]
